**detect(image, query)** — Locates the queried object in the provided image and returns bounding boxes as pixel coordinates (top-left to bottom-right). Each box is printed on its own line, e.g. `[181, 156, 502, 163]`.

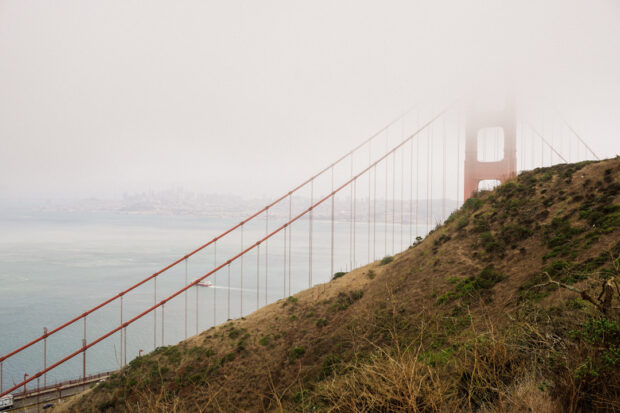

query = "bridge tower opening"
[464, 97, 517, 200]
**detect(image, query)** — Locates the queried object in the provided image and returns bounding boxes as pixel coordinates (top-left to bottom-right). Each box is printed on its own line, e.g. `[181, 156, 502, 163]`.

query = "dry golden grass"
[58, 157, 620, 412]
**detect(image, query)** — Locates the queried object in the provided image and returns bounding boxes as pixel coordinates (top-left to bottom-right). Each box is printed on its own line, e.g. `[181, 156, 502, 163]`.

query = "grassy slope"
[59, 158, 620, 413]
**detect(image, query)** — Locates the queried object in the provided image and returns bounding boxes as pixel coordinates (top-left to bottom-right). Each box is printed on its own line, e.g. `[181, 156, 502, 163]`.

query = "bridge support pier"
[464, 97, 517, 200]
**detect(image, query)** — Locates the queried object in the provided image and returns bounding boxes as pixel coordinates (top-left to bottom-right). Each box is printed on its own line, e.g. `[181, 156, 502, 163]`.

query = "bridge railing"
[14, 371, 113, 400]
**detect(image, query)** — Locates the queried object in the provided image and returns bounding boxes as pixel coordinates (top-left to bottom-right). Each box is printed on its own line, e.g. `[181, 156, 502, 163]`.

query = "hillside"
[58, 158, 620, 413]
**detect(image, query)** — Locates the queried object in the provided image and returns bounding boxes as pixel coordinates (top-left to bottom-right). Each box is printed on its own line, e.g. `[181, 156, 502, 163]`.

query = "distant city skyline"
[2, 185, 460, 224]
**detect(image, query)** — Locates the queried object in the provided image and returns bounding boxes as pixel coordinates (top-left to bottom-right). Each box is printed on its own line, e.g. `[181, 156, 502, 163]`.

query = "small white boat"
[196, 280, 213, 287]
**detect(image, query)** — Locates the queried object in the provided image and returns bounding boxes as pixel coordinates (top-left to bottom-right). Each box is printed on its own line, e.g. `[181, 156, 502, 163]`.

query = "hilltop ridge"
[59, 158, 620, 413]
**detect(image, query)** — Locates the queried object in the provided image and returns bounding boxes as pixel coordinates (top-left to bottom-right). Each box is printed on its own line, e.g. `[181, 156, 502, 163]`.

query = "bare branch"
[531, 272, 605, 313]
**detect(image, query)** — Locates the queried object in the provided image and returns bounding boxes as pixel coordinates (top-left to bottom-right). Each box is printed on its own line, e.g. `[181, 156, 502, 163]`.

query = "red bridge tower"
[464, 97, 517, 200]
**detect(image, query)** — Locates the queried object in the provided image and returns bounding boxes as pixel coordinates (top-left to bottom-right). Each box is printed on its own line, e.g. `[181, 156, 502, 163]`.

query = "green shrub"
[332, 272, 346, 280]
[475, 266, 506, 289]
[380, 256, 394, 265]
[220, 353, 235, 364]
[290, 346, 306, 360]
[472, 216, 490, 233]
[320, 354, 342, 378]
[496, 181, 522, 198]
[542, 216, 584, 259]
[500, 224, 533, 243]
[479, 232, 505, 254]
[573, 318, 620, 346]
[434, 234, 451, 246]
[580, 204, 620, 233]
[187, 346, 214, 359]
[562, 317, 620, 396]
[456, 217, 470, 231]
[228, 329, 241, 339]
[332, 290, 365, 311]
[436, 267, 505, 305]
[463, 197, 483, 211]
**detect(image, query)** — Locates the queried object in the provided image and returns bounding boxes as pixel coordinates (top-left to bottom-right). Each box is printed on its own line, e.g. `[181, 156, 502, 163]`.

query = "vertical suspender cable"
[558, 118, 563, 164]
[43, 327, 48, 387]
[213, 242, 217, 327]
[524, 118, 528, 169]
[550, 117, 554, 165]
[240, 224, 244, 316]
[350, 155, 353, 271]
[195, 284, 199, 335]
[184, 259, 188, 340]
[426, 123, 431, 234]
[496, 126, 499, 162]
[531, 117, 535, 170]
[392, 149, 395, 255]
[309, 180, 313, 287]
[83, 318, 86, 376]
[161, 303, 164, 346]
[567, 122, 571, 162]
[288, 194, 292, 296]
[541, 114, 545, 167]
[153, 278, 157, 350]
[81, 340, 86, 390]
[457, 110, 461, 207]
[331, 167, 335, 279]
[256, 244, 260, 310]
[518, 117, 522, 172]
[521, 118, 526, 172]
[400, 138, 404, 250]
[227, 264, 231, 320]
[556, 117, 560, 164]
[283, 223, 287, 298]
[483, 128, 487, 162]
[368, 143, 371, 263]
[430, 122, 434, 229]
[265, 208, 269, 306]
[516, 117, 520, 172]
[373, 164, 377, 261]
[575, 122, 580, 162]
[559, 117, 563, 163]
[119, 295, 123, 368]
[353, 178, 356, 268]
[416, 111, 420, 240]
[385, 132, 388, 256]
[409, 125, 413, 245]
[442, 115, 446, 221]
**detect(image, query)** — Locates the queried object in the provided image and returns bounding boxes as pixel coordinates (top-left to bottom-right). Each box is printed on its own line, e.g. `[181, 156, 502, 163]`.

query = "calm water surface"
[0, 209, 428, 391]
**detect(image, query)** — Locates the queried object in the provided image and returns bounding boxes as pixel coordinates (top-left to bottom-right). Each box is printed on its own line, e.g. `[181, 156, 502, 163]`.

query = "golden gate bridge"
[0, 97, 601, 401]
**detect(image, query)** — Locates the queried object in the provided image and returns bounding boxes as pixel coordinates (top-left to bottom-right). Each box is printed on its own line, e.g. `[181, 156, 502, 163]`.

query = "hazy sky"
[1, 0, 619, 201]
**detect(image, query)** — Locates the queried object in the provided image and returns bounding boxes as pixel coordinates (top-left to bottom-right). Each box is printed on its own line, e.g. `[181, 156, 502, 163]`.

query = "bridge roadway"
[6, 372, 112, 412]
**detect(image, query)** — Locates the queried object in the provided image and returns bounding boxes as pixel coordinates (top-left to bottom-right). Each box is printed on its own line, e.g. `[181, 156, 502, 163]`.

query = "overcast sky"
[1, 0, 619, 201]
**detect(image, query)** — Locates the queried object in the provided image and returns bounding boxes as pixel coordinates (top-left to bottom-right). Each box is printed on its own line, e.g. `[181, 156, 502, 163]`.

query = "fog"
[1, 0, 619, 201]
